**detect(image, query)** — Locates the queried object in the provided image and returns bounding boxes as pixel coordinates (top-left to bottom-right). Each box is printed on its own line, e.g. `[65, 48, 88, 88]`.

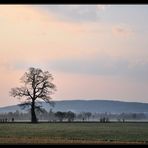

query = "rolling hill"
[0, 100, 148, 113]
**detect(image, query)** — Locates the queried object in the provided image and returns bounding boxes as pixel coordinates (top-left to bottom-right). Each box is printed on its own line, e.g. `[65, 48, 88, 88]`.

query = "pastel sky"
[0, 5, 148, 107]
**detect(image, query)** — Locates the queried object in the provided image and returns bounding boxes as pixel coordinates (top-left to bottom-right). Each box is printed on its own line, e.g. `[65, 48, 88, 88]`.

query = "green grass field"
[0, 122, 148, 144]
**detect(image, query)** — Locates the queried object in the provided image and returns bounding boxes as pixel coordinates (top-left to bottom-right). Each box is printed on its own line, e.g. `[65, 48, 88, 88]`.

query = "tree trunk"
[31, 100, 37, 123]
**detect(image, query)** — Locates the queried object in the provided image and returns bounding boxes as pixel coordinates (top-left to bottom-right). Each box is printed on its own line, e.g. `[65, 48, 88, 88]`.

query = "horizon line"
[0, 98, 148, 108]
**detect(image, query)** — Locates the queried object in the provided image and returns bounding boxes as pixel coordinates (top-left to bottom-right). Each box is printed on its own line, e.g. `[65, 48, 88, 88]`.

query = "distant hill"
[0, 100, 148, 113]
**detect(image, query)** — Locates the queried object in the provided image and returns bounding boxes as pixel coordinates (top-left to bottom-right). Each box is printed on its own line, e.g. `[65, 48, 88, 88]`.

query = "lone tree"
[10, 67, 56, 123]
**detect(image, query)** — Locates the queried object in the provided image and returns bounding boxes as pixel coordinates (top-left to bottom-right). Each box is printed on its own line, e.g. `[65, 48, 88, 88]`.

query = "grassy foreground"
[0, 122, 148, 144]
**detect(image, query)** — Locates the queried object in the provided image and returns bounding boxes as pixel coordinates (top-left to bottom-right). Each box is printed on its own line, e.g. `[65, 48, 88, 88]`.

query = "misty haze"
[0, 4, 148, 145]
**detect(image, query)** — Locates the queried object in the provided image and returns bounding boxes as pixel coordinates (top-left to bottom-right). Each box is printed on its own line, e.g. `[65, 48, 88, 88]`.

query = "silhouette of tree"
[55, 111, 66, 122]
[10, 67, 56, 123]
[66, 111, 75, 122]
[85, 112, 92, 121]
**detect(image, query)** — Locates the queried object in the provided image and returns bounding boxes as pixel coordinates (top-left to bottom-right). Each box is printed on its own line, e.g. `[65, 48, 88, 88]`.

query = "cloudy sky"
[0, 5, 148, 107]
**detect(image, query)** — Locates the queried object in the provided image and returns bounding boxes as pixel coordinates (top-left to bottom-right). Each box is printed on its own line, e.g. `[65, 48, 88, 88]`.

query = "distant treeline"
[0, 109, 147, 122]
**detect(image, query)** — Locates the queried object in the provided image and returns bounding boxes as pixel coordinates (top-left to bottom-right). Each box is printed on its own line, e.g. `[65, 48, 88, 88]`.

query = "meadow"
[0, 122, 148, 144]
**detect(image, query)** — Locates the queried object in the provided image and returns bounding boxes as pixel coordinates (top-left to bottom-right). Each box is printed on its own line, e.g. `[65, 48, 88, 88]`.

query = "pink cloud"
[112, 25, 134, 37]
[0, 5, 148, 107]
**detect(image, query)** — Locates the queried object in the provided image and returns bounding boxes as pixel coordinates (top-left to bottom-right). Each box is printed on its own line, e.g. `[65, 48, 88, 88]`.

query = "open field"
[0, 122, 148, 144]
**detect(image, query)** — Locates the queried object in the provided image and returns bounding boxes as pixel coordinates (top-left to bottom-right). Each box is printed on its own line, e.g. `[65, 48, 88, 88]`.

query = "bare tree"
[85, 112, 92, 121]
[55, 111, 66, 122]
[66, 111, 75, 122]
[10, 67, 56, 123]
